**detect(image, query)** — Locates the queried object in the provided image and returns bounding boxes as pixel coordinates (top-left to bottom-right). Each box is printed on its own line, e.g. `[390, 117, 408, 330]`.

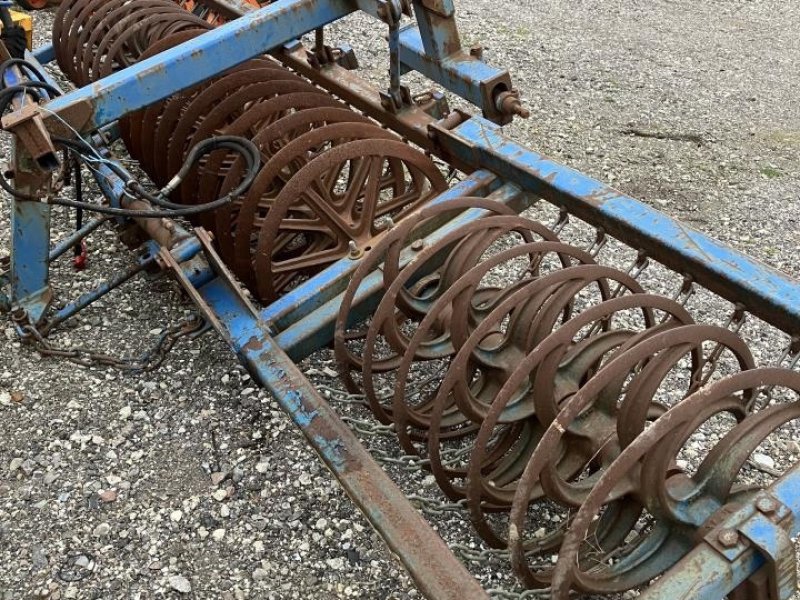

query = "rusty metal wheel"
[120, 29, 213, 167]
[223, 120, 395, 285]
[88, 9, 211, 84]
[54, 0, 111, 84]
[252, 140, 448, 302]
[175, 82, 326, 210]
[420, 264, 631, 502]
[210, 105, 363, 270]
[355, 216, 554, 426]
[464, 294, 693, 549]
[333, 198, 525, 403]
[545, 367, 800, 598]
[161, 71, 310, 188]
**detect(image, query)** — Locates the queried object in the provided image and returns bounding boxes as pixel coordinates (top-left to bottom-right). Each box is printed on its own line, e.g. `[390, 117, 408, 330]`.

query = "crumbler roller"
[2, 1, 800, 598]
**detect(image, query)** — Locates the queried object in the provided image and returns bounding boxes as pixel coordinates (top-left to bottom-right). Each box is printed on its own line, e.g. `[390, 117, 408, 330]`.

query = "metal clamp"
[707, 492, 797, 600]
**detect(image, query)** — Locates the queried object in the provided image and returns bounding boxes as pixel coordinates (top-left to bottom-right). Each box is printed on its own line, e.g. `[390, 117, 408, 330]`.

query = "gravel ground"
[1, 1, 799, 599]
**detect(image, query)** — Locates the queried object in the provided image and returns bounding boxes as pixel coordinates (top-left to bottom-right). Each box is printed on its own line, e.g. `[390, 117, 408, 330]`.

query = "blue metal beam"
[31, 43, 55, 65]
[43, 0, 355, 131]
[433, 116, 800, 335]
[197, 275, 489, 600]
[10, 199, 51, 323]
[397, 24, 511, 119]
[409, 0, 460, 60]
[4, 61, 52, 324]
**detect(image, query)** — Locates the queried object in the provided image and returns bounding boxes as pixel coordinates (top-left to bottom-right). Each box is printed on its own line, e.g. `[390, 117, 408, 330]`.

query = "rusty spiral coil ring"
[333, 197, 525, 401]
[465, 292, 696, 548]
[331, 195, 798, 596]
[533, 368, 800, 598]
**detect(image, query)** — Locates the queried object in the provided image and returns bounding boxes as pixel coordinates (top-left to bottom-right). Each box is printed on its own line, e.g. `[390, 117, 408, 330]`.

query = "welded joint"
[374, 0, 410, 25]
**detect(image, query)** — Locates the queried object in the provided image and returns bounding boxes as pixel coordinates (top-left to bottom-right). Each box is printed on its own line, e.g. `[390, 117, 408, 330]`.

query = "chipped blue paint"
[192, 268, 487, 598]
[282, 388, 320, 429]
[44, 0, 355, 132]
[398, 24, 507, 112]
[10, 198, 51, 323]
[3, 60, 51, 323]
[439, 116, 800, 334]
[31, 43, 55, 65]
[643, 465, 800, 599]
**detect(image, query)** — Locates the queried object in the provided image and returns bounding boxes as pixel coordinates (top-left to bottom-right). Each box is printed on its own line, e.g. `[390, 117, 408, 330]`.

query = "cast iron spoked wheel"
[252, 139, 448, 302]
[223, 121, 396, 286]
[210, 105, 369, 275]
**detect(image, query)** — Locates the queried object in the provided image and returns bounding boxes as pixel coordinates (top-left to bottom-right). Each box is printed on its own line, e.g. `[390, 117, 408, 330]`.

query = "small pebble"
[169, 575, 192, 594]
[98, 489, 117, 503]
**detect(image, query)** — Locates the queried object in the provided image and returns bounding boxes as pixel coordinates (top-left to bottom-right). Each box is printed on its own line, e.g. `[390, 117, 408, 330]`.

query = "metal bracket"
[1, 103, 58, 171]
[738, 495, 797, 599]
[160, 228, 261, 346]
[416, 0, 454, 17]
[706, 493, 797, 600]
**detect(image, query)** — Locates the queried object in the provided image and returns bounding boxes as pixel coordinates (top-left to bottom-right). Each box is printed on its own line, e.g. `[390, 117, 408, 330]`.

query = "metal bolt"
[756, 497, 778, 514]
[469, 44, 484, 60]
[718, 528, 739, 548]
[348, 241, 362, 259]
[411, 239, 424, 251]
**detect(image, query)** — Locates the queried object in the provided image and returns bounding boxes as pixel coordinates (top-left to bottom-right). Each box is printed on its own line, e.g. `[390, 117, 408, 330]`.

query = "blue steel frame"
[38, 0, 800, 336]
[43, 0, 516, 132]
[4, 1, 800, 598]
[641, 465, 800, 600]
[3, 58, 51, 324]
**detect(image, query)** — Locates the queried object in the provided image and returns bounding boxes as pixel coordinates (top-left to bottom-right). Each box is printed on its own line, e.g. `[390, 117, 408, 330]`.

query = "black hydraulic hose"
[128, 136, 261, 209]
[51, 136, 261, 219]
[0, 57, 48, 83]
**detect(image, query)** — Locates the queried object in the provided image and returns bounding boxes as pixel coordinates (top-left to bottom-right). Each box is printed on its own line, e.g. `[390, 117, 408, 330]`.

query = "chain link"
[451, 543, 510, 563]
[408, 494, 467, 516]
[18, 314, 205, 372]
